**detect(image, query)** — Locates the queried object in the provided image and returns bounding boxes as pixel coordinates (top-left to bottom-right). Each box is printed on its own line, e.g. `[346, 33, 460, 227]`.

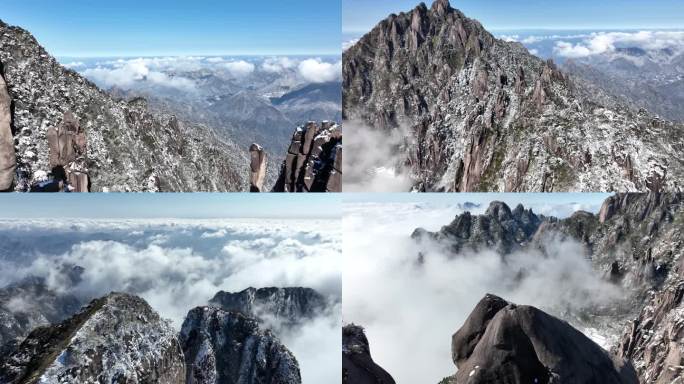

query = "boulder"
[249, 143, 267, 192]
[343, 324, 395, 384]
[449, 294, 639, 384]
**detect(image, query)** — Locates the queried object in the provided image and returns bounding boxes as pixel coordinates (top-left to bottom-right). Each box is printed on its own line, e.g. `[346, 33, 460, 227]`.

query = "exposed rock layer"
[272, 121, 342, 192]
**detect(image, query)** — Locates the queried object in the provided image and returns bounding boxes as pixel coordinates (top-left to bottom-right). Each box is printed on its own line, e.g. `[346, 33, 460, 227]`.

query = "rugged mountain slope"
[0, 276, 81, 351]
[563, 47, 684, 123]
[0, 293, 186, 384]
[343, 0, 684, 192]
[0, 20, 247, 191]
[272, 82, 343, 123]
[342, 324, 396, 384]
[209, 287, 328, 328]
[180, 306, 301, 384]
[272, 121, 342, 192]
[442, 294, 638, 384]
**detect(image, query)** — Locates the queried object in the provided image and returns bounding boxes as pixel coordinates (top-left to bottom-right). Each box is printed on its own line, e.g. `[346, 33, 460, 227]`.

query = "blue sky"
[343, 0, 684, 34]
[0, 194, 341, 219]
[1, 0, 341, 56]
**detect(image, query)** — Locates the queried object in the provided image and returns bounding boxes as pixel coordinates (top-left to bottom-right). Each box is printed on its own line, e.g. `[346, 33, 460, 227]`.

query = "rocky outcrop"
[412, 201, 543, 254]
[446, 294, 638, 384]
[249, 143, 267, 192]
[272, 121, 342, 192]
[0, 19, 247, 192]
[0, 293, 186, 384]
[343, 0, 684, 192]
[0, 276, 82, 351]
[209, 287, 328, 329]
[46, 111, 89, 192]
[0, 63, 15, 191]
[342, 324, 395, 384]
[180, 306, 301, 384]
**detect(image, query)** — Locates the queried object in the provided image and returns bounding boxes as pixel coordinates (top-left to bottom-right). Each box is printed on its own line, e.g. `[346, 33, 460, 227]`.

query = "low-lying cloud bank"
[343, 201, 624, 384]
[70, 55, 341, 91]
[554, 31, 684, 58]
[0, 218, 341, 384]
[343, 121, 413, 192]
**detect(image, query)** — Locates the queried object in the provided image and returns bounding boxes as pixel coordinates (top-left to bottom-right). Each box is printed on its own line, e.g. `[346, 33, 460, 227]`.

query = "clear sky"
[1, 0, 341, 56]
[343, 0, 684, 34]
[0, 194, 341, 219]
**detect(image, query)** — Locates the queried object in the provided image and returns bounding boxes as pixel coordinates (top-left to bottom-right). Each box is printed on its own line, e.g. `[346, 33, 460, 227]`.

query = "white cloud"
[82, 58, 196, 90]
[205, 57, 225, 63]
[223, 60, 256, 77]
[297, 58, 342, 83]
[343, 121, 413, 192]
[63, 61, 85, 69]
[261, 57, 298, 73]
[342, 39, 359, 51]
[554, 30, 684, 58]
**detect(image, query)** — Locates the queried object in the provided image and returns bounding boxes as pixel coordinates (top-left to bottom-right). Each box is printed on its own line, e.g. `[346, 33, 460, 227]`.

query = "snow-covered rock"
[180, 306, 301, 384]
[0, 292, 186, 383]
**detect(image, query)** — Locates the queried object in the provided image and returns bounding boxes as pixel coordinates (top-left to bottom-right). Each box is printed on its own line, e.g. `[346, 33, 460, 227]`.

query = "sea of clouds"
[342, 197, 623, 383]
[62, 55, 342, 91]
[0, 218, 341, 384]
[495, 29, 684, 60]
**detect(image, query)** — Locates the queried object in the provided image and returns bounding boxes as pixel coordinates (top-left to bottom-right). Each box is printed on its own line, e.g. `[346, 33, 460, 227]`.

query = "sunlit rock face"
[343, 0, 684, 192]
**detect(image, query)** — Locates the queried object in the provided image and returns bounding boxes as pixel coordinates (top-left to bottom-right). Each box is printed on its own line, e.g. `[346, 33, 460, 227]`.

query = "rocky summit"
[0, 20, 247, 192]
[180, 306, 301, 384]
[443, 294, 638, 384]
[271, 121, 342, 192]
[342, 324, 396, 384]
[0, 292, 186, 384]
[343, 0, 684, 192]
[209, 287, 328, 329]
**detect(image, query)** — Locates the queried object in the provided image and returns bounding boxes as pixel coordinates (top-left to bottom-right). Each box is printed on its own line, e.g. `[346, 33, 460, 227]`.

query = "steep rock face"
[0, 277, 81, 351]
[180, 306, 301, 384]
[0, 293, 185, 384]
[412, 201, 543, 254]
[446, 294, 638, 384]
[343, 0, 684, 192]
[0, 20, 247, 191]
[209, 287, 328, 328]
[342, 324, 395, 384]
[0, 65, 15, 190]
[272, 121, 342, 192]
[617, 280, 684, 383]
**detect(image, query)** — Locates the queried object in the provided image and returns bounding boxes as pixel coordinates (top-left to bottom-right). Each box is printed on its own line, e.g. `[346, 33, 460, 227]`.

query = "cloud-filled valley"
[342, 197, 627, 383]
[0, 218, 341, 384]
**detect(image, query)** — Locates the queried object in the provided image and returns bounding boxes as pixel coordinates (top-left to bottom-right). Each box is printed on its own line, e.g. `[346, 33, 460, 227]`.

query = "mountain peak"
[431, 0, 452, 15]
